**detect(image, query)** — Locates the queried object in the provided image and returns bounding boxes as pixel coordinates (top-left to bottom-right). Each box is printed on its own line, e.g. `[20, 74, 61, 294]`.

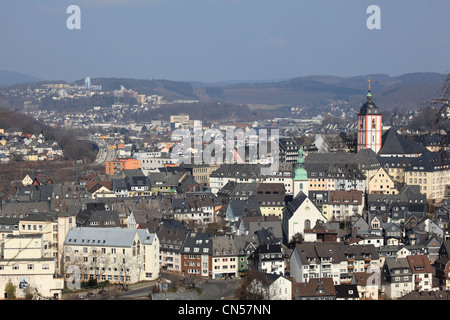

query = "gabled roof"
[407, 255, 433, 274]
[294, 278, 336, 298]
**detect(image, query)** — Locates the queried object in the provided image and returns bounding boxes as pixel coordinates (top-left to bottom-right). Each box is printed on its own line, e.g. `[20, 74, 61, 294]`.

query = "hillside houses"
[0, 129, 63, 162]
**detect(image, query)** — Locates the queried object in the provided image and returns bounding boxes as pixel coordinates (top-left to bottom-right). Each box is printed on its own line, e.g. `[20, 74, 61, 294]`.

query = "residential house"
[407, 254, 434, 292]
[248, 273, 292, 300]
[149, 170, 187, 195]
[382, 257, 414, 299]
[433, 255, 450, 290]
[351, 272, 379, 300]
[383, 222, 403, 246]
[248, 244, 285, 276]
[233, 233, 259, 276]
[367, 167, 398, 195]
[251, 183, 286, 218]
[335, 284, 359, 300]
[293, 277, 336, 300]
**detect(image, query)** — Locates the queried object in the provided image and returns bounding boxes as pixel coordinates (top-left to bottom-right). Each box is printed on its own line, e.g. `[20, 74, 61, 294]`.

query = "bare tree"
[236, 270, 279, 300]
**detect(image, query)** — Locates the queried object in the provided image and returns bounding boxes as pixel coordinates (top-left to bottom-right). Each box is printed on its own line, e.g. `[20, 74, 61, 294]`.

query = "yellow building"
[368, 167, 397, 194]
[254, 183, 286, 218]
[404, 151, 450, 204]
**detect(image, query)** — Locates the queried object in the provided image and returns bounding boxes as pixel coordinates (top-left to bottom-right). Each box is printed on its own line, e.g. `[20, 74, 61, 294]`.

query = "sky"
[0, 0, 449, 83]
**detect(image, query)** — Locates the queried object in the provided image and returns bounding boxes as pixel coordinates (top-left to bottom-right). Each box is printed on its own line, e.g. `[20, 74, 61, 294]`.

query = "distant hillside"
[195, 72, 446, 111]
[2, 71, 446, 114]
[72, 77, 198, 101]
[0, 70, 42, 88]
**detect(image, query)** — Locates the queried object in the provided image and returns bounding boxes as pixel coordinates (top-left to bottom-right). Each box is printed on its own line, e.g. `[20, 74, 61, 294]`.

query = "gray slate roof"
[64, 227, 156, 247]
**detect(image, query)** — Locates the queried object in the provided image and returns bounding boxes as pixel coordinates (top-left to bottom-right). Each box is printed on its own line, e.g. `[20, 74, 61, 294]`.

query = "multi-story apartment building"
[0, 234, 65, 299]
[404, 151, 450, 204]
[157, 226, 188, 274]
[63, 227, 159, 285]
[323, 190, 364, 221]
[383, 257, 414, 299]
[211, 235, 239, 279]
[290, 242, 381, 285]
[16, 212, 76, 274]
[180, 231, 212, 278]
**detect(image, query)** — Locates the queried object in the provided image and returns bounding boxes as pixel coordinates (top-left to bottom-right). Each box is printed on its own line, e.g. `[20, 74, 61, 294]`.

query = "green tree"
[4, 280, 16, 300]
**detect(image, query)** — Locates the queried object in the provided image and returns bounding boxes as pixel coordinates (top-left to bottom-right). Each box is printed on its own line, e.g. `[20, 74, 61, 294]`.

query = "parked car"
[76, 294, 84, 300]
[86, 292, 96, 299]
[98, 290, 107, 296]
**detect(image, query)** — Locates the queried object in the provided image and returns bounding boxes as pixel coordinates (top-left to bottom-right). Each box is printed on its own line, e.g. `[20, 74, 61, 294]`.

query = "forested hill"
[194, 72, 446, 110]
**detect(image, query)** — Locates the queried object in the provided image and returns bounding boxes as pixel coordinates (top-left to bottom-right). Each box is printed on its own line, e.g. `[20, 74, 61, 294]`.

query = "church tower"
[357, 79, 382, 153]
[293, 147, 308, 198]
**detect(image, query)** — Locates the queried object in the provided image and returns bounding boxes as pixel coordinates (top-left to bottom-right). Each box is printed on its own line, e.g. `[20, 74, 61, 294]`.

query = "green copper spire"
[294, 147, 308, 181]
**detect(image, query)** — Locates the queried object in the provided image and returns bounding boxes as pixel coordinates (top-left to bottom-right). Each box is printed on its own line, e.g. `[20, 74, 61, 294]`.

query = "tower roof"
[359, 79, 380, 115]
[294, 148, 308, 181]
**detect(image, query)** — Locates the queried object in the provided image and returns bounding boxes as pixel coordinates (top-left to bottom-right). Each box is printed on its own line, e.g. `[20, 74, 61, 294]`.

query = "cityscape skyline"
[0, 0, 449, 83]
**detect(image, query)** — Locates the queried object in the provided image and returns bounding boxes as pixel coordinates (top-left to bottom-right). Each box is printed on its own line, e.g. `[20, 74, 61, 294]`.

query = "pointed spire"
[367, 78, 372, 100]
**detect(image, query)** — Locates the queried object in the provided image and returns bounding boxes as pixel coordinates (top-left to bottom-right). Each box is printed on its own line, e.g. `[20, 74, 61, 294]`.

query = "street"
[198, 279, 240, 300]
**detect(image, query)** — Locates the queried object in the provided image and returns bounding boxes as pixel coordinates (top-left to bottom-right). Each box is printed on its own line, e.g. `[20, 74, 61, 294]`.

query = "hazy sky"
[0, 0, 449, 83]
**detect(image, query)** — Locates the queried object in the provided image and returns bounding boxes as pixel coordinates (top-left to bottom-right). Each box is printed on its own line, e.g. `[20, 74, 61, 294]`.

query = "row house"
[367, 184, 428, 225]
[306, 162, 366, 194]
[209, 164, 294, 196]
[180, 231, 261, 279]
[211, 235, 239, 279]
[173, 197, 217, 225]
[157, 225, 189, 274]
[180, 232, 213, 278]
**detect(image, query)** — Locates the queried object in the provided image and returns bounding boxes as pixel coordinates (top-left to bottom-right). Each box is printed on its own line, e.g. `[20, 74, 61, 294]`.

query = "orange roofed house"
[106, 158, 141, 175]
